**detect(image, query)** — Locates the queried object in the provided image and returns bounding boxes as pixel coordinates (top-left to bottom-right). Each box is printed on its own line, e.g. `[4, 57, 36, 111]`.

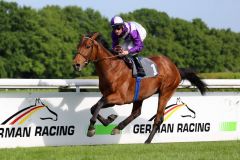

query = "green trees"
[128, 9, 240, 73]
[0, 2, 239, 78]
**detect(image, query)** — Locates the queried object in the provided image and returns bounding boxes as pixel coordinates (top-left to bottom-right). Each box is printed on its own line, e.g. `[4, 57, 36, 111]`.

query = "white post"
[76, 86, 80, 93]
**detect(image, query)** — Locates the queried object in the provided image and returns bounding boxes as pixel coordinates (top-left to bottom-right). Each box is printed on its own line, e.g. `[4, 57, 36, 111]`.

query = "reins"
[82, 36, 123, 63]
[92, 54, 123, 63]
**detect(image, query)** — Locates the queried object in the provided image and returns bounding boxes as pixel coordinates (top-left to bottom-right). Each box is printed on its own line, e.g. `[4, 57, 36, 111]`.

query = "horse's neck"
[94, 46, 125, 81]
[96, 46, 113, 62]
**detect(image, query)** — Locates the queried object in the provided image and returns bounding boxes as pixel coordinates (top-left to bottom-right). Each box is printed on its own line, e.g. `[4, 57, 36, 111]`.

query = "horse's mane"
[86, 32, 115, 55]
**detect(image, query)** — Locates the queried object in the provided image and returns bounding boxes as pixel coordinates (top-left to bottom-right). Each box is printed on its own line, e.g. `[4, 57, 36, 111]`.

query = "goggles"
[112, 25, 123, 31]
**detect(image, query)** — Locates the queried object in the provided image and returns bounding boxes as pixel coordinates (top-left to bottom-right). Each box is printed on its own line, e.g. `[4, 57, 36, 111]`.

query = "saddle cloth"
[130, 57, 159, 78]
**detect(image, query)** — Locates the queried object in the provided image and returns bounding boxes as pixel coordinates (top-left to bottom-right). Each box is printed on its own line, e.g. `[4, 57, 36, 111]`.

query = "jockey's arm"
[111, 31, 119, 49]
[128, 30, 144, 54]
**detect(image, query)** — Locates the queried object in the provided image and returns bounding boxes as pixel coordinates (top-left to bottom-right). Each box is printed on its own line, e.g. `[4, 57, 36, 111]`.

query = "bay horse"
[73, 32, 206, 143]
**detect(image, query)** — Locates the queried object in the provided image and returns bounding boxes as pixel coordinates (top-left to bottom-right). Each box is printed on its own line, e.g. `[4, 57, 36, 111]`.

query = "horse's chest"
[99, 81, 116, 94]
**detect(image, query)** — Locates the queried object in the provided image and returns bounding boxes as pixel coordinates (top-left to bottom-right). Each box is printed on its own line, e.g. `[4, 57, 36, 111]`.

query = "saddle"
[123, 56, 159, 78]
[113, 45, 158, 78]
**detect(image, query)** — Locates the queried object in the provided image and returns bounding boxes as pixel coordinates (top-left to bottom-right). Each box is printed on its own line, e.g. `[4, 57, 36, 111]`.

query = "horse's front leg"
[87, 98, 104, 137]
[87, 98, 118, 137]
[90, 103, 117, 126]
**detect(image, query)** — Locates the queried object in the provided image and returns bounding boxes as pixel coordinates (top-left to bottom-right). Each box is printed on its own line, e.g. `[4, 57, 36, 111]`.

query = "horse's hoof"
[87, 129, 95, 137]
[144, 140, 151, 144]
[108, 114, 118, 122]
[111, 128, 121, 135]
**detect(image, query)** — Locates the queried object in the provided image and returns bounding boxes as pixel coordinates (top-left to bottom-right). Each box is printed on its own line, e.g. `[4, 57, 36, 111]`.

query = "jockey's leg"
[132, 55, 146, 77]
[122, 56, 133, 69]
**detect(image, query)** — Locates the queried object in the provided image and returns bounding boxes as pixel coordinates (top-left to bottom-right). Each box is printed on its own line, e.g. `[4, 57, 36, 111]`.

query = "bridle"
[77, 37, 95, 65]
[77, 36, 122, 65]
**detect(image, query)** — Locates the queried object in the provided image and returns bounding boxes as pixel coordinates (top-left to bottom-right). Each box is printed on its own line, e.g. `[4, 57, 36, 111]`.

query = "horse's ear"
[91, 32, 100, 40]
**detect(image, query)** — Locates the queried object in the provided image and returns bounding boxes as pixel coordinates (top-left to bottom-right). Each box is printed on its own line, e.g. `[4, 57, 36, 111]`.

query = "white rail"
[0, 79, 99, 92]
[0, 79, 240, 91]
[180, 79, 240, 89]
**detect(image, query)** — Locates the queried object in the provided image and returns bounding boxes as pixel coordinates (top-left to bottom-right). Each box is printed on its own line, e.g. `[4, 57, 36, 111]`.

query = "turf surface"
[0, 141, 239, 160]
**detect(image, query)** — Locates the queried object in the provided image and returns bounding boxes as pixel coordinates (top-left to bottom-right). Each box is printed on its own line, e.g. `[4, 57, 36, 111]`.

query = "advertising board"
[0, 92, 239, 148]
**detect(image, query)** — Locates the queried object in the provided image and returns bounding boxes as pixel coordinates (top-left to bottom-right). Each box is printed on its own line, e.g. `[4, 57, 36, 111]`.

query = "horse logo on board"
[148, 97, 196, 122]
[1, 98, 58, 125]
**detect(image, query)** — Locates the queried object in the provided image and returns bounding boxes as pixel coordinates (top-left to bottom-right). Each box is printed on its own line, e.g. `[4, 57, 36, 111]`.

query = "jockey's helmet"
[110, 16, 124, 29]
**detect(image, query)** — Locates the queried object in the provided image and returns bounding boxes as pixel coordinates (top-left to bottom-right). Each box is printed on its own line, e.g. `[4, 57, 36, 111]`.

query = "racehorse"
[73, 32, 206, 143]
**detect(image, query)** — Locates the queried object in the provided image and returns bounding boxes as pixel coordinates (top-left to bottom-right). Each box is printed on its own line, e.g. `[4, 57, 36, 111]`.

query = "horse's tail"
[179, 68, 207, 95]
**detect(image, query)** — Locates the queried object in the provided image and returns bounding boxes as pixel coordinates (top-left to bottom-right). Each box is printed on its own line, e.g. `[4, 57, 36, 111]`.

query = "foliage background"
[0, 1, 240, 78]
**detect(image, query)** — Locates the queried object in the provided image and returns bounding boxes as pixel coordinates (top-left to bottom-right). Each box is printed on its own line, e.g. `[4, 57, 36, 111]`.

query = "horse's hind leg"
[145, 90, 176, 144]
[112, 100, 143, 135]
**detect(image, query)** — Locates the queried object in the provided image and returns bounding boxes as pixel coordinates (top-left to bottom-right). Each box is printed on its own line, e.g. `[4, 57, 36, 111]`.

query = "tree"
[0, 1, 240, 78]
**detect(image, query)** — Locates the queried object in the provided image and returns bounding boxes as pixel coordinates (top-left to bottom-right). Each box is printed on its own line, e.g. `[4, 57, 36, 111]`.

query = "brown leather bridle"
[77, 36, 122, 64]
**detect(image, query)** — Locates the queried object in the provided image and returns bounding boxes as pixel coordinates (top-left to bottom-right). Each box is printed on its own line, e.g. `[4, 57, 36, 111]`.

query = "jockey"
[110, 16, 146, 77]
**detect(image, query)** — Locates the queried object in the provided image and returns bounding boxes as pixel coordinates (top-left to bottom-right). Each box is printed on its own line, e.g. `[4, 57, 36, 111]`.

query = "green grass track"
[0, 141, 239, 160]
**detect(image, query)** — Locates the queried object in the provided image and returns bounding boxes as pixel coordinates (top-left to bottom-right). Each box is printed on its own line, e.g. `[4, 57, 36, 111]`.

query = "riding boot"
[132, 55, 146, 77]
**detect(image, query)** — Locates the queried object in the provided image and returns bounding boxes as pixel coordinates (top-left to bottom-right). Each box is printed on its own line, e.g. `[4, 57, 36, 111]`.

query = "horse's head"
[73, 32, 100, 71]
